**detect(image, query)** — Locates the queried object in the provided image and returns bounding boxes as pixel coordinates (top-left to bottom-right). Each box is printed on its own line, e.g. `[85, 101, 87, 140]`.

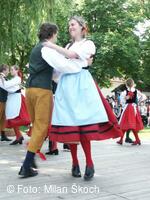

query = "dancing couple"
[0, 65, 30, 145]
[19, 16, 122, 180]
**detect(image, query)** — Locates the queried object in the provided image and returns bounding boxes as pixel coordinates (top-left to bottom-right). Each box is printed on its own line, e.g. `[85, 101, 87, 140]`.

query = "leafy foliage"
[0, 0, 149, 89]
[80, 0, 145, 86]
[0, 0, 55, 73]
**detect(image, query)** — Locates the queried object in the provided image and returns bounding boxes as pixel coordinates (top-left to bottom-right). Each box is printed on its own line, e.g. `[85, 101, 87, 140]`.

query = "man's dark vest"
[126, 88, 137, 104]
[26, 42, 53, 90]
[0, 76, 8, 102]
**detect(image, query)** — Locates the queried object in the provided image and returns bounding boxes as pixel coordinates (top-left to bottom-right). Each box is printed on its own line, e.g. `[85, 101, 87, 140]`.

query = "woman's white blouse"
[0, 76, 22, 119]
[0, 76, 21, 93]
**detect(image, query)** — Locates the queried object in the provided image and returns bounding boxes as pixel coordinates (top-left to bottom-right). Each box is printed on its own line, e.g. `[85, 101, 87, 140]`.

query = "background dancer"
[0, 65, 30, 145]
[0, 64, 11, 142]
[117, 78, 146, 145]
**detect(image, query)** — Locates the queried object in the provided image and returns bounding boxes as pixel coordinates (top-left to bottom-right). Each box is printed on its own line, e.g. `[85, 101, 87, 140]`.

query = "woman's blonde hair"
[126, 78, 135, 88]
[69, 15, 88, 38]
[11, 64, 19, 71]
[11, 65, 23, 82]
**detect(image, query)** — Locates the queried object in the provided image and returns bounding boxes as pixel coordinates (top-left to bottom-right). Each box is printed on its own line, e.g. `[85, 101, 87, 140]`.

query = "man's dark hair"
[0, 64, 9, 73]
[38, 23, 58, 41]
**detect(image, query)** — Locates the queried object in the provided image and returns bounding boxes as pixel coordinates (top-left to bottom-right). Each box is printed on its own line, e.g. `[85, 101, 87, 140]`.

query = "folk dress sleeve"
[0, 76, 21, 93]
[41, 47, 88, 73]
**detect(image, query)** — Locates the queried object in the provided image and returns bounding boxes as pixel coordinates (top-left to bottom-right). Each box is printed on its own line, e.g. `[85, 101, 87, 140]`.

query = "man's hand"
[43, 41, 55, 49]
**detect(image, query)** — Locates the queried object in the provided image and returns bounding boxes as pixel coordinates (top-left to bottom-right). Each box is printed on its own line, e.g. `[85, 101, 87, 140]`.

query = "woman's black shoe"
[1, 132, 12, 141]
[84, 166, 95, 181]
[72, 165, 81, 177]
[45, 149, 59, 155]
[18, 166, 38, 178]
[63, 144, 70, 151]
[10, 136, 24, 145]
[125, 138, 133, 143]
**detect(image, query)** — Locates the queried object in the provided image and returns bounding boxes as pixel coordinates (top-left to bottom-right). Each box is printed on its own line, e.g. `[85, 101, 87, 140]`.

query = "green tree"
[0, 0, 55, 72]
[139, 0, 150, 89]
[80, 0, 144, 86]
[0, 0, 149, 89]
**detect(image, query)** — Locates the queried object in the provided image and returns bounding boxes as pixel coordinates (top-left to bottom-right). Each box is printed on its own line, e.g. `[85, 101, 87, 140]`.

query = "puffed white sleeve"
[0, 77, 21, 93]
[137, 90, 147, 103]
[120, 91, 126, 107]
[41, 47, 88, 73]
[52, 70, 62, 83]
[73, 40, 96, 60]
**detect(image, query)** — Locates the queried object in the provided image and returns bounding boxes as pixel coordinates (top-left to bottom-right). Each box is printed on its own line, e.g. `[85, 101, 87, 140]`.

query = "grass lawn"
[20, 126, 29, 132]
[139, 127, 150, 139]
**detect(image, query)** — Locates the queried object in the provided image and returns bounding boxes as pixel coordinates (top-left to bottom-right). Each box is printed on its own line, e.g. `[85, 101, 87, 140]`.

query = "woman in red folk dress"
[0, 65, 30, 145]
[45, 16, 122, 180]
[117, 78, 146, 145]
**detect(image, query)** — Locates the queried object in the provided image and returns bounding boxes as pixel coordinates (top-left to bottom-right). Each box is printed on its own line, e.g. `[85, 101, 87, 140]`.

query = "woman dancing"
[45, 16, 122, 180]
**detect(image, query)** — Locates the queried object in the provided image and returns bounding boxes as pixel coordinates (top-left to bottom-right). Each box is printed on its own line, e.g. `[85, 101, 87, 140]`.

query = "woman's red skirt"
[50, 84, 123, 143]
[119, 104, 144, 131]
[6, 95, 30, 128]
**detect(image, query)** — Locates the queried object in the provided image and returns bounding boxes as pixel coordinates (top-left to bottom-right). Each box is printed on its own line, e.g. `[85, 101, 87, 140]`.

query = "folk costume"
[117, 87, 146, 145]
[50, 39, 122, 142]
[0, 75, 30, 144]
[0, 73, 11, 141]
[46, 81, 59, 155]
[49, 39, 122, 180]
[19, 40, 88, 178]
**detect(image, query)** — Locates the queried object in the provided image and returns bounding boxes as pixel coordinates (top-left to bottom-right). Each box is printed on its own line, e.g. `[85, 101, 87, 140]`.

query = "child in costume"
[117, 78, 146, 145]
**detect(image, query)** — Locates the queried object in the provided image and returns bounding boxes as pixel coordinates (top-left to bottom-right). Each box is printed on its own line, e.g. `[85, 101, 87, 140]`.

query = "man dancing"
[18, 23, 90, 178]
